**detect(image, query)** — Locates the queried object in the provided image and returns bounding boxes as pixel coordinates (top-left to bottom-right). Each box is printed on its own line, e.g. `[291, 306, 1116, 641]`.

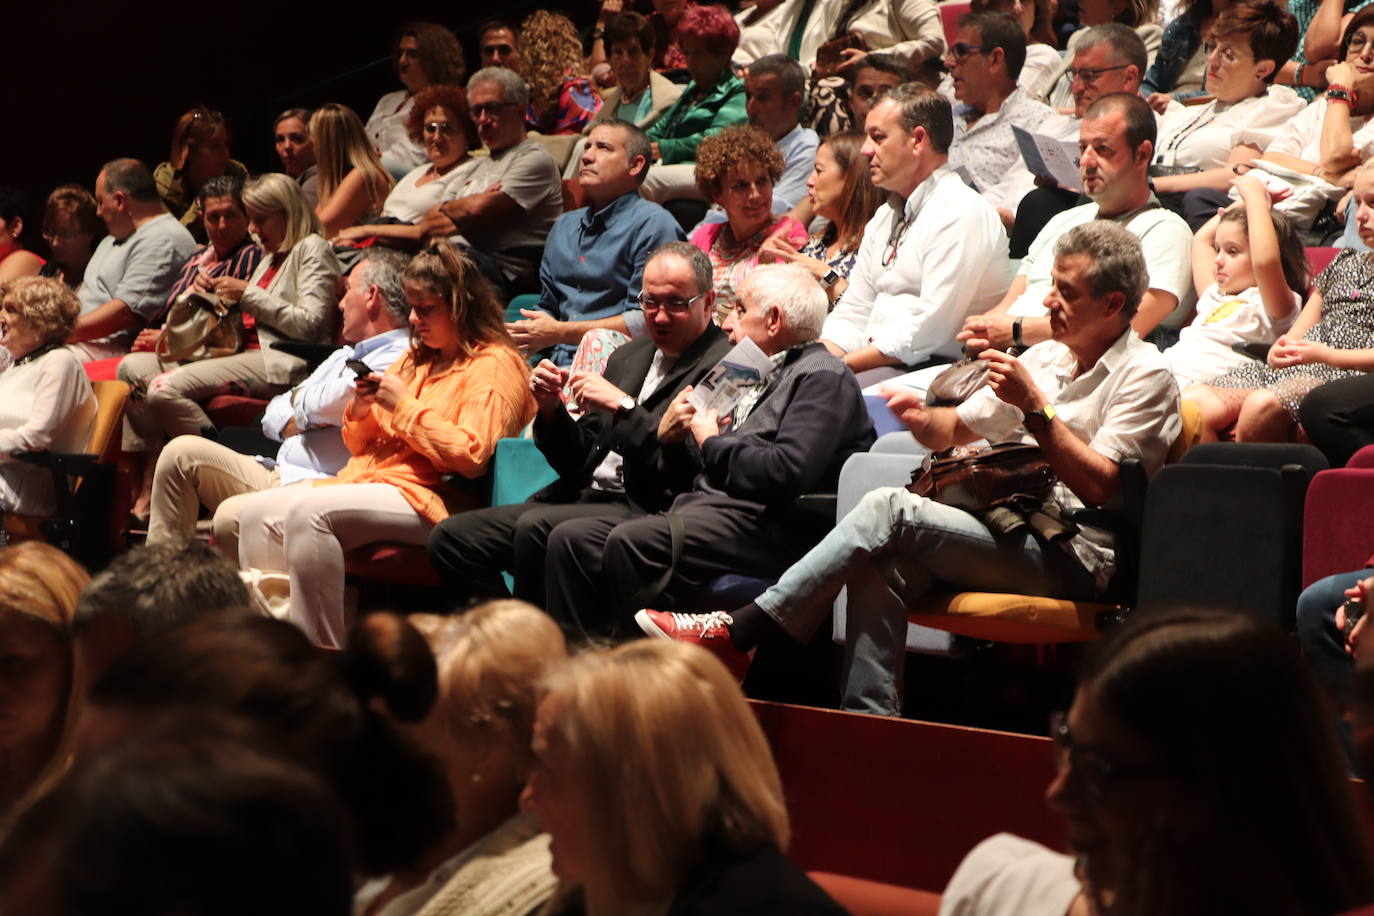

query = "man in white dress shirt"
[819, 83, 1013, 385]
[145, 251, 413, 558]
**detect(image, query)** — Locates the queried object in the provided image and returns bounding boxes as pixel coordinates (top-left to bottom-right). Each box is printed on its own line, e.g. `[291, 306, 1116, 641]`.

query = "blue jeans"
[1296, 569, 1366, 770]
[754, 487, 1096, 717]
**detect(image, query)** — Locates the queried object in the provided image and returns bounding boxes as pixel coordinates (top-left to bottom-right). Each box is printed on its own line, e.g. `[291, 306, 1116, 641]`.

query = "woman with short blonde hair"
[355, 600, 566, 916]
[524, 640, 843, 915]
[0, 541, 90, 818]
[311, 103, 395, 237]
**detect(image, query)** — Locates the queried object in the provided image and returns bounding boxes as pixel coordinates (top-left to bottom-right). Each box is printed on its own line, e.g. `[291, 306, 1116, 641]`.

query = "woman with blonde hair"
[356, 600, 565, 916]
[311, 103, 395, 237]
[0, 541, 90, 817]
[523, 640, 844, 915]
[117, 172, 340, 520]
[0, 277, 95, 517]
[520, 11, 603, 136]
[233, 242, 535, 649]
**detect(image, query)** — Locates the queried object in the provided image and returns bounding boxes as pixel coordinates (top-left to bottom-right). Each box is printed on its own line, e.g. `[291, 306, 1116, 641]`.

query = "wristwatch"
[821, 268, 841, 288]
[1023, 403, 1057, 433]
[1012, 317, 1026, 353]
[617, 395, 637, 415]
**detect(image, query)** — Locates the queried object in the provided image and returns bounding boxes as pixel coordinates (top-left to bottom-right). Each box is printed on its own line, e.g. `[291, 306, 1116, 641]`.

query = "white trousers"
[236, 482, 431, 648]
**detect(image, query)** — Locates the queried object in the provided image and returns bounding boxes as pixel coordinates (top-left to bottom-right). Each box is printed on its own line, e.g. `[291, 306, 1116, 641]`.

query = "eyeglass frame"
[636, 291, 706, 314]
[1049, 710, 1165, 807]
[945, 41, 991, 63]
[1068, 63, 1131, 84]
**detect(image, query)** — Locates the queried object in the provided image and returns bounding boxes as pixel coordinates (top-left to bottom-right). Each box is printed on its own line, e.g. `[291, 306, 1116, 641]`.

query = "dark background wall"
[4, 0, 600, 246]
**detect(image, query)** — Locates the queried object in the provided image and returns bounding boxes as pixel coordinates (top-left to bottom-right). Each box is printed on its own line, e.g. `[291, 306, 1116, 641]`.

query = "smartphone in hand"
[345, 359, 372, 377]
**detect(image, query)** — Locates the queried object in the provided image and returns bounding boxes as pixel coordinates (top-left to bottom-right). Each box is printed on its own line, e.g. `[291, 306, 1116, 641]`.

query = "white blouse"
[1154, 86, 1306, 169]
[0, 348, 96, 515]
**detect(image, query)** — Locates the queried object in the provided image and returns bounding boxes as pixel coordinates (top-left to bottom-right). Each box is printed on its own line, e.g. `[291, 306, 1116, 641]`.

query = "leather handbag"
[908, 442, 1057, 512]
[924, 358, 990, 407]
[154, 290, 244, 365]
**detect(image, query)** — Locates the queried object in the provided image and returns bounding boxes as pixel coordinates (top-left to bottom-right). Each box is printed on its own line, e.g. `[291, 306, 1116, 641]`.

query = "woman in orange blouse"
[236, 242, 535, 648]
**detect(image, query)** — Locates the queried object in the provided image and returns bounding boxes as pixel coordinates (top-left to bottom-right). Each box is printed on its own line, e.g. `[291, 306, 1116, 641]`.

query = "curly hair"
[0, 276, 82, 346]
[519, 10, 589, 118]
[404, 83, 479, 149]
[693, 124, 785, 200]
[397, 21, 466, 86]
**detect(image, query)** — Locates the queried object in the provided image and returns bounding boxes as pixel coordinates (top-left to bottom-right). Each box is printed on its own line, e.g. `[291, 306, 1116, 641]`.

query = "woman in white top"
[1149, 0, 1305, 200]
[1168, 175, 1305, 389]
[353, 601, 564, 916]
[1260, 10, 1374, 186]
[335, 85, 479, 250]
[941, 609, 1374, 916]
[366, 22, 467, 177]
[0, 277, 95, 516]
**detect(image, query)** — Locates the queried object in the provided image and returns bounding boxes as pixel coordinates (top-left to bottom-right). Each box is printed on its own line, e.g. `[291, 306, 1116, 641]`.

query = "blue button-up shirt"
[259, 327, 411, 483]
[535, 190, 685, 367]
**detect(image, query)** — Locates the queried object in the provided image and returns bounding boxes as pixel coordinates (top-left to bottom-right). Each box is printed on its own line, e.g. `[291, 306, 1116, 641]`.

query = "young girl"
[1186, 162, 1374, 442]
[1170, 174, 1307, 393]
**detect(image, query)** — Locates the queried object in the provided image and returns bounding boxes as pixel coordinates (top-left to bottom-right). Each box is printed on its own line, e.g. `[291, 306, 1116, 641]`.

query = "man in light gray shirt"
[70, 158, 197, 362]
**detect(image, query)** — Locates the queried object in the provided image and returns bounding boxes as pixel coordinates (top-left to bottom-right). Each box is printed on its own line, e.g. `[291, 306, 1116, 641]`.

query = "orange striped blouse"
[315, 340, 535, 524]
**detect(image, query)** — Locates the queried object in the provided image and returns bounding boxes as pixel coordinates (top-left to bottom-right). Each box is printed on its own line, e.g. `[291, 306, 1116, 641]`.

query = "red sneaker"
[634, 610, 754, 683]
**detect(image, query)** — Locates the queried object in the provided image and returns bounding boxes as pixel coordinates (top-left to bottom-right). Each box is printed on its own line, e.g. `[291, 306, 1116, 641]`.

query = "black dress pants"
[426, 491, 634, 608]
[1300, 374, 1374, 467]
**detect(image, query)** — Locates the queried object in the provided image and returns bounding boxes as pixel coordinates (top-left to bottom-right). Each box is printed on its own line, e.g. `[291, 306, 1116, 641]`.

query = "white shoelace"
[669, 610, 735, 634]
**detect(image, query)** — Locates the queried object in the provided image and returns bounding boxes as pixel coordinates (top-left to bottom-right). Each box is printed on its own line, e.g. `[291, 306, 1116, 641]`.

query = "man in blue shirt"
[507, 118, 685, 367]
[145, 250, 414, 557]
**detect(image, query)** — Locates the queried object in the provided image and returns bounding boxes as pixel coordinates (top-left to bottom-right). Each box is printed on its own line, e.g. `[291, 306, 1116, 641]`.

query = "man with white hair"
[543, 263, 876, 640]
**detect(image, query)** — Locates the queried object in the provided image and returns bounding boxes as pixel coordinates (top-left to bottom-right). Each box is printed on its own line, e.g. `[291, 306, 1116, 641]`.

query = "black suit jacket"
[531, 323, 732, 512]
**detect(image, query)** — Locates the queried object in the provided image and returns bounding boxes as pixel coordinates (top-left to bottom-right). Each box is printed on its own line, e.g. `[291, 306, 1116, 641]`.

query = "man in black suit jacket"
[426, 242, 732, 605]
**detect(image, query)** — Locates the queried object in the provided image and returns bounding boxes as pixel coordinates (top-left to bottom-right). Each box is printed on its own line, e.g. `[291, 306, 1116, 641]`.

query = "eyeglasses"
[1050, 711, 1162, 807]
[470, 101, 519, 119]
[637, 292, 705, 314]
[945, 42, 989, 63]
[724, 175, 773, 195]
[1068, 64, 1130, 84]
[1203, 43, 1251, 65]
[423, 121, 458, 136]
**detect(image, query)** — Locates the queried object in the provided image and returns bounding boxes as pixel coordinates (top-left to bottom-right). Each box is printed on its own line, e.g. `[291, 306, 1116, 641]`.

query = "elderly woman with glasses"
[940, 609, 1374, 916]
[334, 85, 480, 249]
[688, 125, 806, 324]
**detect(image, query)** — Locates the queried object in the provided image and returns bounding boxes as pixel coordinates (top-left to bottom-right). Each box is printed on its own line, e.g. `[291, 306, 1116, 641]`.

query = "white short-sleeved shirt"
[1165, 282, 1300, 388]
[939, 834, 1082, 916]
[957, 328, 1182, 589]
[822, 167, 1012, 366]
[1009, 201, 1194, 318]
[443, 138, 563, 280]
[950, 88, 1058, 211]
[382, 159, 482, 224]
[1154, 87, 1305, 169]
[1263, 96, 1374, 163]
[365, 89, 428, 173]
